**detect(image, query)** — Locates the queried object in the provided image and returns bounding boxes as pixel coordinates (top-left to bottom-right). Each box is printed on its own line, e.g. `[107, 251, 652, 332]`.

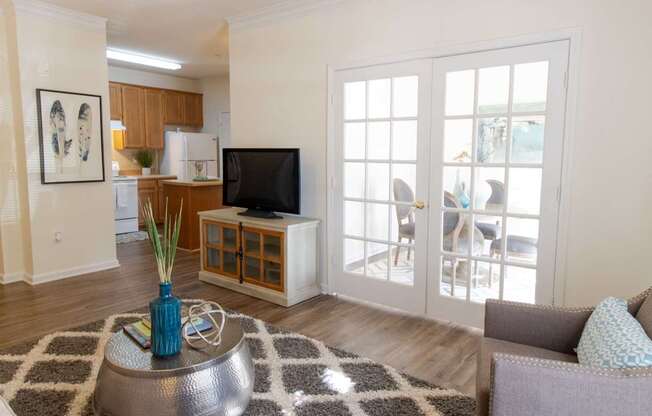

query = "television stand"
[198, 208, 321, 307]
[237, 208, 282, 219]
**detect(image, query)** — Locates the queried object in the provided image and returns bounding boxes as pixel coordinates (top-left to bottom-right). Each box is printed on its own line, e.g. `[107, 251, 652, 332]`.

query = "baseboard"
[320, 282, 329, 294]
[24, 259, 120, 285]
[0, 271, 26, 284]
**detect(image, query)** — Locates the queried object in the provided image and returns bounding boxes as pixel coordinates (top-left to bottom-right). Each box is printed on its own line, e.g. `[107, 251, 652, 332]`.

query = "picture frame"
[36, 88, 106, 184]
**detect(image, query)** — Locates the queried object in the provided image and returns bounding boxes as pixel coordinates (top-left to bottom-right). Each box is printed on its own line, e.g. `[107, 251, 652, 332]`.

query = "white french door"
[330, 41, 569, 327]
[331, 60, 433, 314]
[427, 41, 568, 327]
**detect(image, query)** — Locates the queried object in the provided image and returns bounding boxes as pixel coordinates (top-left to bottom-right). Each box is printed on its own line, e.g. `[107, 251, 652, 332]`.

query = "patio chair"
[442, 192, 484, 291]
[393, 178, 415, 265]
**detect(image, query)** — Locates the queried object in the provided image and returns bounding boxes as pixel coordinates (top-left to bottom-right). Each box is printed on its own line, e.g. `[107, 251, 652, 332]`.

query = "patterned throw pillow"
[577, 297, 652, 368]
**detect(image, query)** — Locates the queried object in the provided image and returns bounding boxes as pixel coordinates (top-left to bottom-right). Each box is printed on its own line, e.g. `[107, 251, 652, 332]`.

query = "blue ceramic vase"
[150, 283, 182, 358]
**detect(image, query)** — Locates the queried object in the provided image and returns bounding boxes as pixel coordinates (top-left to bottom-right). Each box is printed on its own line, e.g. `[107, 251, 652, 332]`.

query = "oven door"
[114, 181, 138, 220]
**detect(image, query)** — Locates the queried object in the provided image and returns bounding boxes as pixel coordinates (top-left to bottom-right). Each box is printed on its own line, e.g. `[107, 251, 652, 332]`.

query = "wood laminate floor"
[0, 240, 480, 396]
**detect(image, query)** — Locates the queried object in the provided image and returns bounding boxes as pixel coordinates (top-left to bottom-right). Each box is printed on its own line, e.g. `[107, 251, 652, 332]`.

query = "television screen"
[223, 148, 300, 216]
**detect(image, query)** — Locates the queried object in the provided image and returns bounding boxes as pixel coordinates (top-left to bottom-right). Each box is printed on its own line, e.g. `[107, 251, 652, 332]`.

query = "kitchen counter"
[161, 180, 223, 251]
[160, 179, 223, 187]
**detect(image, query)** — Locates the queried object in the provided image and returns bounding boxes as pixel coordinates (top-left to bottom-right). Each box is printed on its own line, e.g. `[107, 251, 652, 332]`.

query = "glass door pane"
[223, 228, 237, 250]
[429, 40, 569, 328]
[245, 257, 262, 281]
[206, 248, 221, 270]
[223, 252, 237, 275]
[342, 75, 421, 287]
[263, 235, 281, 262]
[206, 223, 221, 245]
[244, 231, 261, 257]
[263, 261, 282, 287]
[204, 222, 223, 273]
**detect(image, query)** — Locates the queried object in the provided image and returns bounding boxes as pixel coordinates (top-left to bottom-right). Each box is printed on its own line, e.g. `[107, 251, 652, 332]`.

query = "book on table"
[123, 316, 214, 349]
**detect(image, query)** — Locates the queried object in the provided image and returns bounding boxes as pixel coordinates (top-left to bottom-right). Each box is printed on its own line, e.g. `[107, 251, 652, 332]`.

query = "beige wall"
[229, 0, 652, 306]
[0, 0, 118, 284]
[0, 7, 29, 282]
[108, 65, 201, 93]
[200, 75, 230, 135]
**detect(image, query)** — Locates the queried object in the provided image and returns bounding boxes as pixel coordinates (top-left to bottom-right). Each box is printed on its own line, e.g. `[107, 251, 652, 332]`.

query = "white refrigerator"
[161, 132, 222, 181]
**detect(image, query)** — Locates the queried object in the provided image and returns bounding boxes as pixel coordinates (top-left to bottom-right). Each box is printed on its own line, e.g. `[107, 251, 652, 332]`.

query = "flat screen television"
[223, 148, 300, 218]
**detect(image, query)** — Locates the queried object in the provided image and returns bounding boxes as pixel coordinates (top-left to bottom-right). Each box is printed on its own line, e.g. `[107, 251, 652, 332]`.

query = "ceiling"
[41, 0, 287, 79]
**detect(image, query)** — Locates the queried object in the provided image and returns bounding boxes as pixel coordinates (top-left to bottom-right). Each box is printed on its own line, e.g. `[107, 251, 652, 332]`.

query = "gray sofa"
[477, 287, 652, 416]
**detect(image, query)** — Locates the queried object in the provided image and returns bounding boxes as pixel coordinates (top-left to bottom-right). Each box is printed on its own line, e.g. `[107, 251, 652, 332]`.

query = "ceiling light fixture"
[106, 49, 181, 70]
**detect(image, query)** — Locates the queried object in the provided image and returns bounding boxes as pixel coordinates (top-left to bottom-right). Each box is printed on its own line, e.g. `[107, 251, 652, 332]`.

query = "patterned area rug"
[0, 300, 475, 416]
[115, 231, 149, 245]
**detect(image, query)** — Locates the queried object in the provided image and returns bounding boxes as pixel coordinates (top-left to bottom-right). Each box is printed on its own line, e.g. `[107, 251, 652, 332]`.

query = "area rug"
[0, 300, 476, 416]
[115, 231, 149, 245]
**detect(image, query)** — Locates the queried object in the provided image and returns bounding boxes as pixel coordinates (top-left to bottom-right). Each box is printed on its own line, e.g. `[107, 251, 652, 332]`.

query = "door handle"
[413, 200, 426, 209]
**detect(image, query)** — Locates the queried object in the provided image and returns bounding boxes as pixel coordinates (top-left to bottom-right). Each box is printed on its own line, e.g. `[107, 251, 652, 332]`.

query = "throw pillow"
[577, 297, 652, 368]
[636, 293, 652, 339]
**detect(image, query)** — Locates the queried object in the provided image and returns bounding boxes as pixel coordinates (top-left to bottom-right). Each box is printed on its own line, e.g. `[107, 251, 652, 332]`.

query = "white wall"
[0, 0, 118, 283]
[229, 0, 652, 306]
[108, 65, 201, 93]
[200, 75, 230, 135]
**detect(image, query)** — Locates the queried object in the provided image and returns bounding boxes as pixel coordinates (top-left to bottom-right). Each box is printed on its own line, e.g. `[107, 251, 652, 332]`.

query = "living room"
[1, 0, 651, 415]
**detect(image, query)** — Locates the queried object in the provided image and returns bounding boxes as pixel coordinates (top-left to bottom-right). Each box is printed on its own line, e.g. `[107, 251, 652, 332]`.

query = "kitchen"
[110, 66, 230, 251]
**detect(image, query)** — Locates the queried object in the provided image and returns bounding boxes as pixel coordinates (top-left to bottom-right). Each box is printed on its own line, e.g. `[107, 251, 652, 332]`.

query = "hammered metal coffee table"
[93, 317, 254, 416]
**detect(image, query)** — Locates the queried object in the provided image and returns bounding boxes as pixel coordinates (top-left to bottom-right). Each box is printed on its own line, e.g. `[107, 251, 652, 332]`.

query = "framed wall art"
[36, 88, 105, 184]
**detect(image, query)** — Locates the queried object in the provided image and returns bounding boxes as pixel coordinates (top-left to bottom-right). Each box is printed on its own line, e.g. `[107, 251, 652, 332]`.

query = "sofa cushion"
[636, 293, 652, 339]
[476, 337, 577, 416]
[577, 297, 652, 368]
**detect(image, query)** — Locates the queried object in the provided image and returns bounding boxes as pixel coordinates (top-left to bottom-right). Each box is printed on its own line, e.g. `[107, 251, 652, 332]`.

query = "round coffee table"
[93, 317, 254, 416]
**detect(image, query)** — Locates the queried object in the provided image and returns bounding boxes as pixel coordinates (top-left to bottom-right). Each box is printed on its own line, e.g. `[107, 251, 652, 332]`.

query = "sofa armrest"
[489, 354, 652, 416]
[484, 299, 593, 353]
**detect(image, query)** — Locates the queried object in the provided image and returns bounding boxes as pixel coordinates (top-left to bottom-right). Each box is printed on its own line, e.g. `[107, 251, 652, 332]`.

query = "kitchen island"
[161, 180, 223, 251]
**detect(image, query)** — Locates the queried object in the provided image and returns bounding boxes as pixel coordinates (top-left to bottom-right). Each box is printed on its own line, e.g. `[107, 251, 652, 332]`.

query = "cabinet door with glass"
[203, 220, 240, 279]
[242, 226, 284, 292]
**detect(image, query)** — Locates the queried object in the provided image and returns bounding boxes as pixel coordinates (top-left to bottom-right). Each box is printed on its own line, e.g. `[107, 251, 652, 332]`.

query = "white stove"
[113, 176, 138, 234]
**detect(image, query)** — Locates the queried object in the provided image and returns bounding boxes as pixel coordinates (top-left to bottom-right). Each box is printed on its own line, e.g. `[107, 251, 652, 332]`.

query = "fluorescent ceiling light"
[107, 49, 181, 70]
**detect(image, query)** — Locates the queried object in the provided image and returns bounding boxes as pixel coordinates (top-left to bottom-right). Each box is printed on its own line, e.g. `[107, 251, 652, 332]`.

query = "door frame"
[326, 28, 582, 309]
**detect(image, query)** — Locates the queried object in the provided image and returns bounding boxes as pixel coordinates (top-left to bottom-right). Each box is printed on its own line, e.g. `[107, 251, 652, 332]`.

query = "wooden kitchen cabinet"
[109, 82, 122, 120]
[138, 179, 158, 225]
[121, 85, 146, 148]
[164, 91, 185, 125]
[137, 177, 177, 225]
[110, 82, 203, 149]
[161, 180, 223, 251]
[144, 89, 164, 149]
[183, 93, 203, 127]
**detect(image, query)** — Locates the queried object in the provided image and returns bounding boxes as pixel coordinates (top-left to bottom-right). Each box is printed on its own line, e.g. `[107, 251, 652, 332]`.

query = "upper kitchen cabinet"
[110, 82, 204, 149]
[144, 89, 164, 149]
[184, 93, 203, 127]
[109, 82, 122, 120]
[121, 85, 146, 148]
[164, 90, 185, 125]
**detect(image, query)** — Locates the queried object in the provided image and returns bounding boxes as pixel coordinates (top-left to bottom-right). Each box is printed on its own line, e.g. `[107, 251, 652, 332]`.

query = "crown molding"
[227, 0, 343, 32]
[12, 0, 106, 31]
